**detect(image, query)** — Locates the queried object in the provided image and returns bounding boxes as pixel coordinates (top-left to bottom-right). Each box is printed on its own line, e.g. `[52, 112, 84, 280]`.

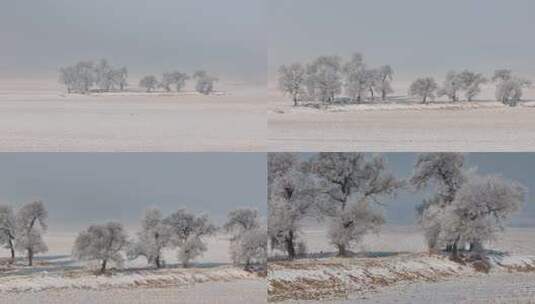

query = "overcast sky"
[299, 153, 535, 227]
[0, 153, 266, 231]
[0, 0, 266, 83]
[269, 0, 535, 80]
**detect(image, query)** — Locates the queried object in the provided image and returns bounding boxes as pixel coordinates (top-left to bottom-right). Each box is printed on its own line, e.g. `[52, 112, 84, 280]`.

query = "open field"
[268, 225, 535, 303]
[268, 85, 535, 151]
[0, 79, 266, 151]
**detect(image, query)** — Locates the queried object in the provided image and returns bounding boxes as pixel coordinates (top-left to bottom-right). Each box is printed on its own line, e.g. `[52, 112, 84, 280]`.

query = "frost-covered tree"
[224, 208, 260, 238]
[113, 67, 128, 91]
[224, 208, 265, 267]
[15, 201, 48, 266]
[327, 201, 384, 255]
[94, 59, 114, 91]
[268, 155, 316, 260]
[377, 65, 394, 101]
[365, 68, 381, 101]
[163, 209, 216, 267]
[268, 153, 298, 186]
[306, 55, 343, 103]
[492, 69, 531, 106]
[342, 53, 367, 103]
[409, 77, 438, 104]
[72, 222, 129, 273]
[159, 71, 190, 92]
[139, 75, 159, 92]
[0, 205, 16, 263]
[193, 70, 218, 95]
[127, 208, 171, 268]
[59, 61, 95, 94]
[439, 174, 525, 256]
[457, 70, 487, 101]
[231, 228, 267, 268]
[309, 153, 401, 256]
[410, 153, 467, 251]
[278, 63, 307, 106]
[437, 71, 463, 102]
[59, 66, 77, 93]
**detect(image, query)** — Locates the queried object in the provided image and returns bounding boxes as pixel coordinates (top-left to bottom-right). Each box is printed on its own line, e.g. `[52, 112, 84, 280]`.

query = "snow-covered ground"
[0, 79, 266, 151]
[268, 83, 535, 151]
[268, 225, 535, 303]
[0, 232, 265, 303]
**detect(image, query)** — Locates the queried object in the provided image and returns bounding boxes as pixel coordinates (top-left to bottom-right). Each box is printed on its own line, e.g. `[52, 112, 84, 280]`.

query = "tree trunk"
[10, 247, 15, 264]
[100, 259, 107, 273]
[155, 255, 161, 269]
[285, 231, 296, 260]
[369, 87, 374, 100]
[293, 95, 298, 106]
[381, 89, 386, 101]
[423, 95, 427, 104]
[337, 244, 347, 257]
[28, 249, 33, 266]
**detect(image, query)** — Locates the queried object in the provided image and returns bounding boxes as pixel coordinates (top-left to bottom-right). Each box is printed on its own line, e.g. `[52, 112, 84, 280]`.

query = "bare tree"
[72, 222, 129, 273]
[278, 63, 307, 106]
[139, 75, 159, 92]
[0, 205, 16, 263]
[15, 201, 48, 266]
[409, 77, 438, 104]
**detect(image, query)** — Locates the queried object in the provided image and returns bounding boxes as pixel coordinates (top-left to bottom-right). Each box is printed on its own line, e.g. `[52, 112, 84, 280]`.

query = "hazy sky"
[299, 153, 535, 227]
[269, 0, 535, 80]
[0, 0, 266, 83]
[0, 153, 266, 231]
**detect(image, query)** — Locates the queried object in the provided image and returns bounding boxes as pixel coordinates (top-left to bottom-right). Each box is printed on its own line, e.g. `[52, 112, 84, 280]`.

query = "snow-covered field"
[0, 232, 266, 303]
[0, 79, 266, 151]
[268, 225, 535, 303]
[268, 84, 535, 151]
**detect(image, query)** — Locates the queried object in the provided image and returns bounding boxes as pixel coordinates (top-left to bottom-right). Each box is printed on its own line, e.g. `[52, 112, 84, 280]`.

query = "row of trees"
[278, 53, 532, 106]
[138, 70, 218, 95]
[59, 59, 128, 93]
[409, 70, 531, 105]
[59, 59, 219, 95]
[268, 153, 525, 260]
[278, 53, 394, 106]
[0, 202, 266, 273]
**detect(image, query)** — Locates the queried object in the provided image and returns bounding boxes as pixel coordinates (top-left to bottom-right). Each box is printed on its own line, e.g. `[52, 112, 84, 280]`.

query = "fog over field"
[0, 0, 266, 83]
[0, 153, 266, 231]
[268, 0, 535, 82]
